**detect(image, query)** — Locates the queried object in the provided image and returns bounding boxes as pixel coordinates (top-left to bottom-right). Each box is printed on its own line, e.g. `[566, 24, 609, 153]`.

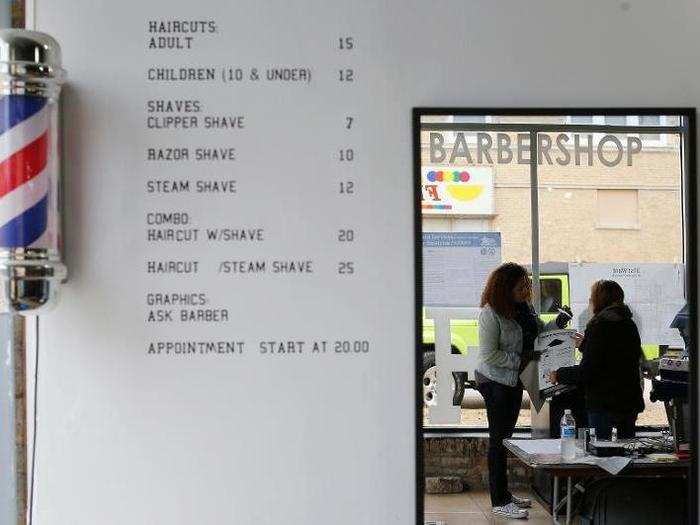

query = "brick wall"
[420, 127, 684, 265]
[424, 437, 532, 490]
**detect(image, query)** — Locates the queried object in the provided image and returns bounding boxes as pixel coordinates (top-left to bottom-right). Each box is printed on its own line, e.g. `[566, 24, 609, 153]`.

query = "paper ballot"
[521, 329, 577, 412]
[537, 330, 577, 391]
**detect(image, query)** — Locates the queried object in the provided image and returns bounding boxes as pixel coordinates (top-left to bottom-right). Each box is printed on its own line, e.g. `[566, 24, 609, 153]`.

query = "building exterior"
[420, 115, 683, 267]
[420, 113, 685, 428]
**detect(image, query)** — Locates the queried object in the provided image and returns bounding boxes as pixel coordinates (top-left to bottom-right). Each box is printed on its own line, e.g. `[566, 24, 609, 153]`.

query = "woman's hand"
[572, 331, 584, 348]
[555, 305, 573, 328]
[548, 370, 558, 384]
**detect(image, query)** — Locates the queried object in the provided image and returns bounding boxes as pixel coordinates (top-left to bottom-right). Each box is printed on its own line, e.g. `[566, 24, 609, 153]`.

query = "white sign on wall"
[421, 166, 495, 216]
[31, 2, 418, 524]
[569, 263, 685, 347]
[423, 232, 501, 307]
[25, 0, 700, 523]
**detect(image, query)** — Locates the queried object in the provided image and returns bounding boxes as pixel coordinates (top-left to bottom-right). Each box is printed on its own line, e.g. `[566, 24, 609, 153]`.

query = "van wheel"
[422, 351, 437, 406]
[422, 350, 466, 407]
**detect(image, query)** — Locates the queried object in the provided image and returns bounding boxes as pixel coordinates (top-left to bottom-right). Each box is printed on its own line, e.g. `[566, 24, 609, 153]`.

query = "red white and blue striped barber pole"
[0, 30, 66, 314]
[0, 94, 51, 247]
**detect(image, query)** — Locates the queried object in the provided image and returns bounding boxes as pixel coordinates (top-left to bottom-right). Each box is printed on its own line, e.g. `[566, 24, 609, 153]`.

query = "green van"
[422, 271, 570, 383]
[422, 264, 661, 405]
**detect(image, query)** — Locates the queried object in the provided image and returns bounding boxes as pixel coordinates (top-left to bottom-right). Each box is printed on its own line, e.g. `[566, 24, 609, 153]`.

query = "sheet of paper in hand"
[537, 329, 577, 396]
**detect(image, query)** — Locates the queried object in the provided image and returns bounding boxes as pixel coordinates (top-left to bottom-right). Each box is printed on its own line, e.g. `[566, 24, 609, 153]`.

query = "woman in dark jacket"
[550, 280, 644, 439]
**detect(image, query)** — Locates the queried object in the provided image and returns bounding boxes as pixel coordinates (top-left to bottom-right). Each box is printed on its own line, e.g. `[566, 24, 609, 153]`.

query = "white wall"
[28, 1, 700, 524]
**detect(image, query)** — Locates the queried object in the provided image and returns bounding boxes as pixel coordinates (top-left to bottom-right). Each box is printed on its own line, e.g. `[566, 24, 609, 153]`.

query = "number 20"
[338, 229, 355, 242]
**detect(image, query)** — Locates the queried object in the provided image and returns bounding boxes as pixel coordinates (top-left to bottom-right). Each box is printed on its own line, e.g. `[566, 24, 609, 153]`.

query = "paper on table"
[595, 456, 632, 475]
[646, 453, 677, 463]
[572, 455, 631, 475]
[510, 439, 632, 475]
[512, 439, 562, 455]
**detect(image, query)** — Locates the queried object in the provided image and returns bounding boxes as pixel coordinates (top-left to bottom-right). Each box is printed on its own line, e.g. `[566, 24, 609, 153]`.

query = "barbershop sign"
[429, 131, 643, 167]
[421, 166, 495, 216]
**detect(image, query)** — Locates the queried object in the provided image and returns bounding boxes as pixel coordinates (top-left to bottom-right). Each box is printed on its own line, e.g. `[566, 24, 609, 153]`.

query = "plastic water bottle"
[560, 409, 576, 461]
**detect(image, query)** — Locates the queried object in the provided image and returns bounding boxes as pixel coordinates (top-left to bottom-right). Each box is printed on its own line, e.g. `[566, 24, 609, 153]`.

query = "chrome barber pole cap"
[0, 30, 66, 314]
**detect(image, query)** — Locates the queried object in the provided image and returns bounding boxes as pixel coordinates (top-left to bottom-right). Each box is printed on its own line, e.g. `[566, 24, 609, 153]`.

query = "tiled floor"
[425, 490, 578, 524]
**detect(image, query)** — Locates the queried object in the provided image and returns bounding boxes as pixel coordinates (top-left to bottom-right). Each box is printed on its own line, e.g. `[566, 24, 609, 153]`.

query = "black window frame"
[413, 107, 697, 525]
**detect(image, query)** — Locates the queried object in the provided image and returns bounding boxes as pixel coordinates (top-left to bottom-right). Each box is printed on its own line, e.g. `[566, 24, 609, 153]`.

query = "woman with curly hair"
[476, 262, 571, 520]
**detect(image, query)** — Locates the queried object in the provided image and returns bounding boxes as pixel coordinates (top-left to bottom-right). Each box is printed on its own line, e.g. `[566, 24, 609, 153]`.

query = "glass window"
[570, 115, 593, 124]
[420, 120, 531, 430]
[539, 278, 563, 313]
[640, 115, 661, 125]
[538, 127, 682, 429]
[601, 115, 630, 143]
[604, 115, 627, 126]
[596, 189, 640, 229]
[419, 112, 687, 431]
[640, 114, 662, 143]
[447, 115, 490, 144]
[453, 115, 487, 123]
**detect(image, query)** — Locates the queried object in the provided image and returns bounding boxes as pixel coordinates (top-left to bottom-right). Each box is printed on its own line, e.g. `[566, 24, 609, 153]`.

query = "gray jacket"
[476, 304, 558, 387]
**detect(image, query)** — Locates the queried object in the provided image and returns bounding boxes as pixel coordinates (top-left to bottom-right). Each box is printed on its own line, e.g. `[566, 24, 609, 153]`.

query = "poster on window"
[421, 166, 495, 216]
[423, 232, 501, 307]
[569, 263, 685, 347]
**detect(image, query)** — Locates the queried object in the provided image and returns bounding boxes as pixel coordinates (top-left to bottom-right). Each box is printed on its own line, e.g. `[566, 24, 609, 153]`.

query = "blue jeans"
[587, 410, 637, 440]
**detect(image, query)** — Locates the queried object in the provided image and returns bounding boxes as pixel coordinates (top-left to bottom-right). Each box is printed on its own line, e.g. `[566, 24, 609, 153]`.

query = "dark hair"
[590, 280, 625, 314]
[480, 262, 530, 318]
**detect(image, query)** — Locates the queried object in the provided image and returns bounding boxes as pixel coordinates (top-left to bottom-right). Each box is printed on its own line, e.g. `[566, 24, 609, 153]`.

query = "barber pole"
[0, 95, 50, 247]
[0, 30, 66, 314]
[0, 28, 68, 525]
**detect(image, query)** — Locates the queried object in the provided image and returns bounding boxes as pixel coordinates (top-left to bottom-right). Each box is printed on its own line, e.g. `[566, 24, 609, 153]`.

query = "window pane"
[640, 115, 662, 142]
[537, 131, 681, 265]
[537, 127, 683, 429]
[640, 115, 661, 126]
[596, 189, 639, 229]
[602, 115, 629, 142]
[419, 116, 492, 145]
[641, 132, 661, 142]
[453, 115, 487, 123]
[420, 118, 532, 429]
[450, 115, 486, 142]
[570, 115, 593, 124]
[604, 115, 627, 126]
[539, 278, 563, 313]
[418, 113, 685, 431]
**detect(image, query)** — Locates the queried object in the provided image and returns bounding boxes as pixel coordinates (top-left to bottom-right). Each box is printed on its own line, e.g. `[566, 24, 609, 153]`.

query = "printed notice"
[423, 232, 502, 307]
[569, 263, 685, 346]
[32, 2, 416, 524]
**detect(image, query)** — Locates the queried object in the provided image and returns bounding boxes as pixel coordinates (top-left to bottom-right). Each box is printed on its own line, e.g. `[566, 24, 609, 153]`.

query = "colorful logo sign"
[421, 166, 494, 216]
